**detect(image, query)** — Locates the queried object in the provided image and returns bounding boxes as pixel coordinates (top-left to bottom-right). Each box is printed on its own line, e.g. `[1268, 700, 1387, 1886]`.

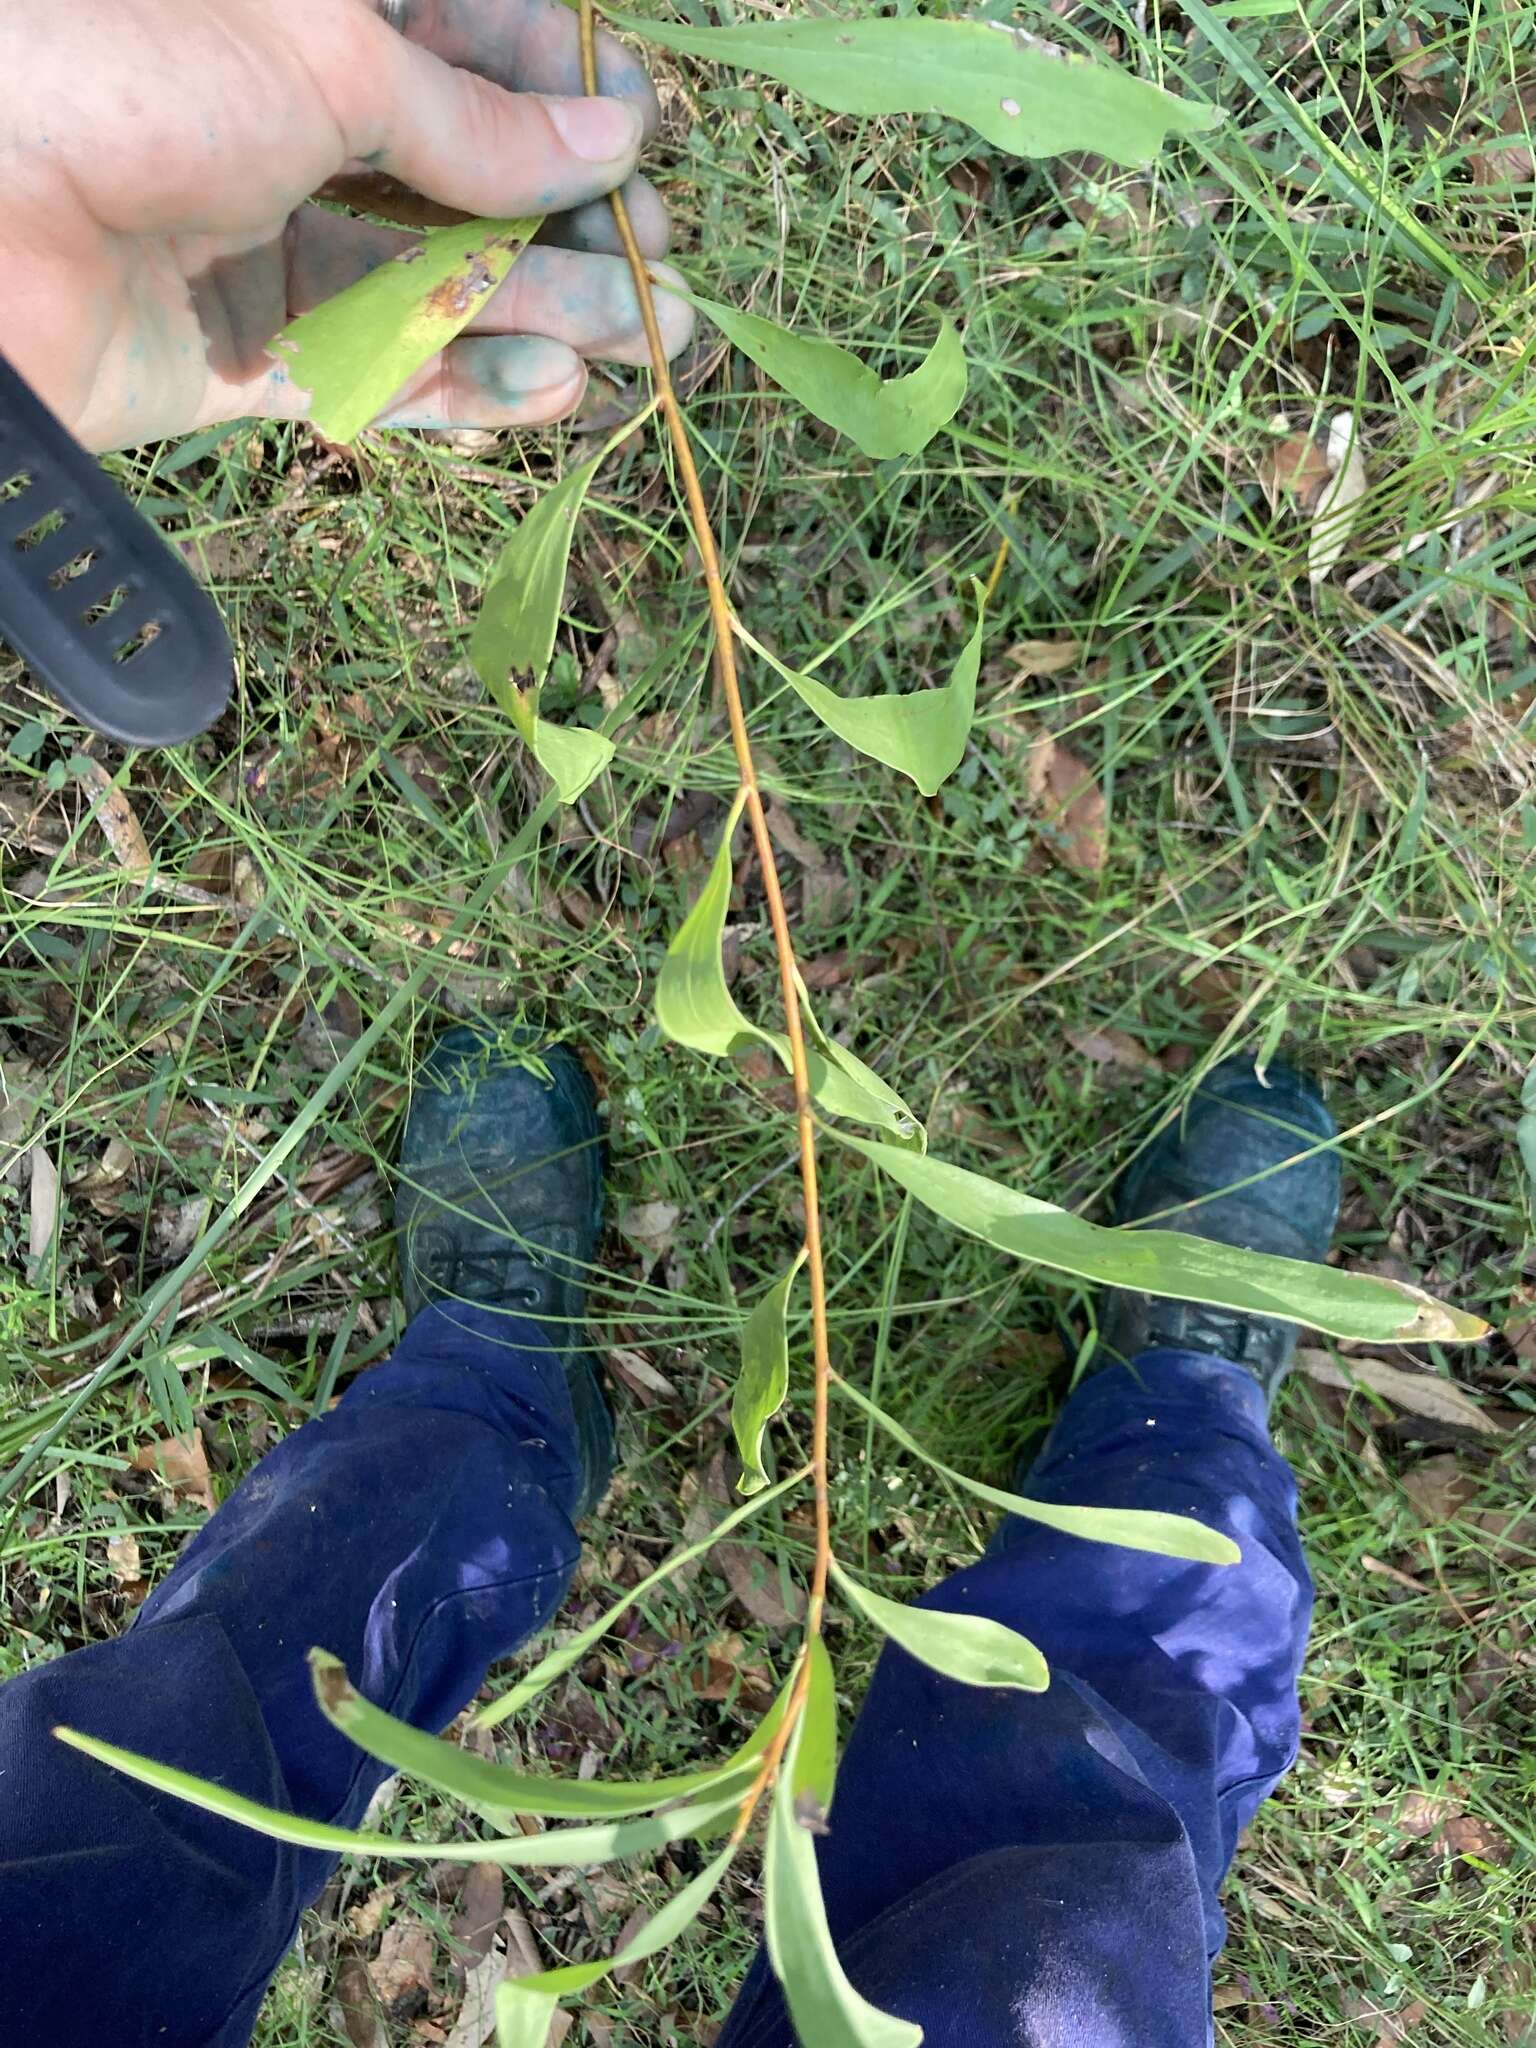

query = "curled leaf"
[746, 583, 986, 796]
[683, 293, 967, 458]
[734, 1250, 808, 1494]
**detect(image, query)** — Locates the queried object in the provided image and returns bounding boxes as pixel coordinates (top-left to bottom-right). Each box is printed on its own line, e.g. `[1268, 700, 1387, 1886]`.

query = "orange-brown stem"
[578, 2, 832, 1836]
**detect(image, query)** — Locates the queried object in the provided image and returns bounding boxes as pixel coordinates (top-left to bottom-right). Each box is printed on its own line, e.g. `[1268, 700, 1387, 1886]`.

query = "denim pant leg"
[721, 1348, 1312, 2048]
[0, 1305, 585, 2048]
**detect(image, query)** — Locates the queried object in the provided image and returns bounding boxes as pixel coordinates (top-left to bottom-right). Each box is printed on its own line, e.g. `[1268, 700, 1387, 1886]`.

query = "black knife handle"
[0, 355, 233, 747]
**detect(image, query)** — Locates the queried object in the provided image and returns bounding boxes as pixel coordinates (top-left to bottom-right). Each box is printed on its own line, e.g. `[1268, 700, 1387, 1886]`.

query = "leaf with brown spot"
[1024, 731, 1107, 873]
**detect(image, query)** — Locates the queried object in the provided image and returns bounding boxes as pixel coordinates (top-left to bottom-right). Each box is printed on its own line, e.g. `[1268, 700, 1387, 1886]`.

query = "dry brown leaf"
[369, 1923, 435, 2020]
[1470, 82, 1536, 186]
[1007, 636, 1082, 675]
[1438, 1812, 1513, 1867]
[608, 1347, 680, 1406]
[131, 1432, 216, 1513]
[27, 1142, 58, 1275]
[717, 1543, 806, 1630]
[1260, 434, 1330, 513]
[618, 1200, 681, 1262]
[74, 758, 151, 873]
[1295, 1348, 1501, 1435]
[1064, 1026, 1161, 1076]
[1309, 411, 1369, 586]
[1393, 1790, 1462, 1839]
[346, 1886, 398, 1940]
[443, 1935, 506, 2048]
[1400, 1454, 1478, 1523]
[332, 1956, 388, 2048]
[451, 1865, 503, 1975]
[1024, 732, 1106, 873]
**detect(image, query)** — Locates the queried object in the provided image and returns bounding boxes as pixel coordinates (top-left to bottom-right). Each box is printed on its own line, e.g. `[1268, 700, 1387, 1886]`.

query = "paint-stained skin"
[0, 0, 693, 452]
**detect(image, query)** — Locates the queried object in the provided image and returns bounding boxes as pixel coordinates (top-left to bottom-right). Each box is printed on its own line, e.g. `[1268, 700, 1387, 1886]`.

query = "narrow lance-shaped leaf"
[765, 1715, 921, 2048]
[830, 1559, 1048, 1692]
[680, 291, 966, 459]
[796, 1632, 840, 1811]
[311, 1648, 769, 1820]
[734, 1249, 808, 1495]
[656, 800, 924, 1148]
[605, 10, 1218, 164]
[745, 583, 985, 796]
[497, 1844, 737, 2047]
[472, 448, 605, 690]
[837, 1131, 1488, 1348]
[476, 1466, 806, 1728]
[51, 1726, 740, 1865]
[835, 1373, 1239, 1567]
[271, 217, 538, 443]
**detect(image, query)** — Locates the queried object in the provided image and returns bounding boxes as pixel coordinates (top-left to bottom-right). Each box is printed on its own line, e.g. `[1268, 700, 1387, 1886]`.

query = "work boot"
[1093, 1055, 1341, 1407]
[395, 1023, 614, 1515]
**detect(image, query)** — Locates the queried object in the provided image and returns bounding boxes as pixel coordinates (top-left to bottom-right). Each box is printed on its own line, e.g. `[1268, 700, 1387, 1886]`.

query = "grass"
[2, 0, 1535, 2041]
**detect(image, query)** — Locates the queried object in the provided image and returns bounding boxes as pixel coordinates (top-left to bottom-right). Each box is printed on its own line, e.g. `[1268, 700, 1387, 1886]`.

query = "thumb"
[342, 17, 644, 218]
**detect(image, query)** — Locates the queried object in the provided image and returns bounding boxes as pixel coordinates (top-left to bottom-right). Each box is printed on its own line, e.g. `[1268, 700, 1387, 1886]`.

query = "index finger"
[397, 0, 660, 137]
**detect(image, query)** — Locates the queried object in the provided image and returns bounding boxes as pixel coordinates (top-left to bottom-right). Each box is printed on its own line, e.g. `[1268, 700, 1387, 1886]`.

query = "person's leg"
[721, 1058, 1337, 2048]
[0, 1030, 612, 2048]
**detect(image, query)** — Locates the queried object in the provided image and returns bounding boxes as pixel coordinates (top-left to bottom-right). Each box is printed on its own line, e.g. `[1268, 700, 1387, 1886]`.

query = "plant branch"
[579, 0, 832, 1826]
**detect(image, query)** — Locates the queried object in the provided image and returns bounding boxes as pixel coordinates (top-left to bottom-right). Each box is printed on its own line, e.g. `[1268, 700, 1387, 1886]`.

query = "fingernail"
[457, 336, 580, 404]
[546, 95, 643, 164]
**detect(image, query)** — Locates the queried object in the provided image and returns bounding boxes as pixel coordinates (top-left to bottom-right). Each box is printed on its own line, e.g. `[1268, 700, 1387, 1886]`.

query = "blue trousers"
[0, 1309, 1310, 2047]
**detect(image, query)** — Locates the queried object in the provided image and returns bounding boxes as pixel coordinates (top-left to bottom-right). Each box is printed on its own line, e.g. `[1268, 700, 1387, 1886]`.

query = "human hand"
[0, 0, 692, 451]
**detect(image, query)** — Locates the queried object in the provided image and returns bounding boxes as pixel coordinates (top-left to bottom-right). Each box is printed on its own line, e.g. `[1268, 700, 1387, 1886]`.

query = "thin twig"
[578, 1, 832, 1828]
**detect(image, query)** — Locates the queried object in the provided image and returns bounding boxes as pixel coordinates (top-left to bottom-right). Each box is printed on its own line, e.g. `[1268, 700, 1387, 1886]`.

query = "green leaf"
[52, 1726, 740, 1865]
[835, 1375, 1239, 1566]
[471, 449, 606, 692]
[795, 1634, 839, 1810]
[497, 1844, 737, 2045]
[475, 1466, 805, 1729]
[604, 11, 1218, 165]
[765, 1718, 922, 2048]
[271, 218, 539, 443]
[682, 294, 965, 458]
[734, 1249, 808, 1495]
[309, 1650, 762, 1820]
[655, 790, 756, 1057]
[747, 585, 985, 796]
[837, 1132, 1488, 1347]
[830, 1559, 1048, 1691]
[525, 717, 615, 805]
[656, 799, 924, 1147]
